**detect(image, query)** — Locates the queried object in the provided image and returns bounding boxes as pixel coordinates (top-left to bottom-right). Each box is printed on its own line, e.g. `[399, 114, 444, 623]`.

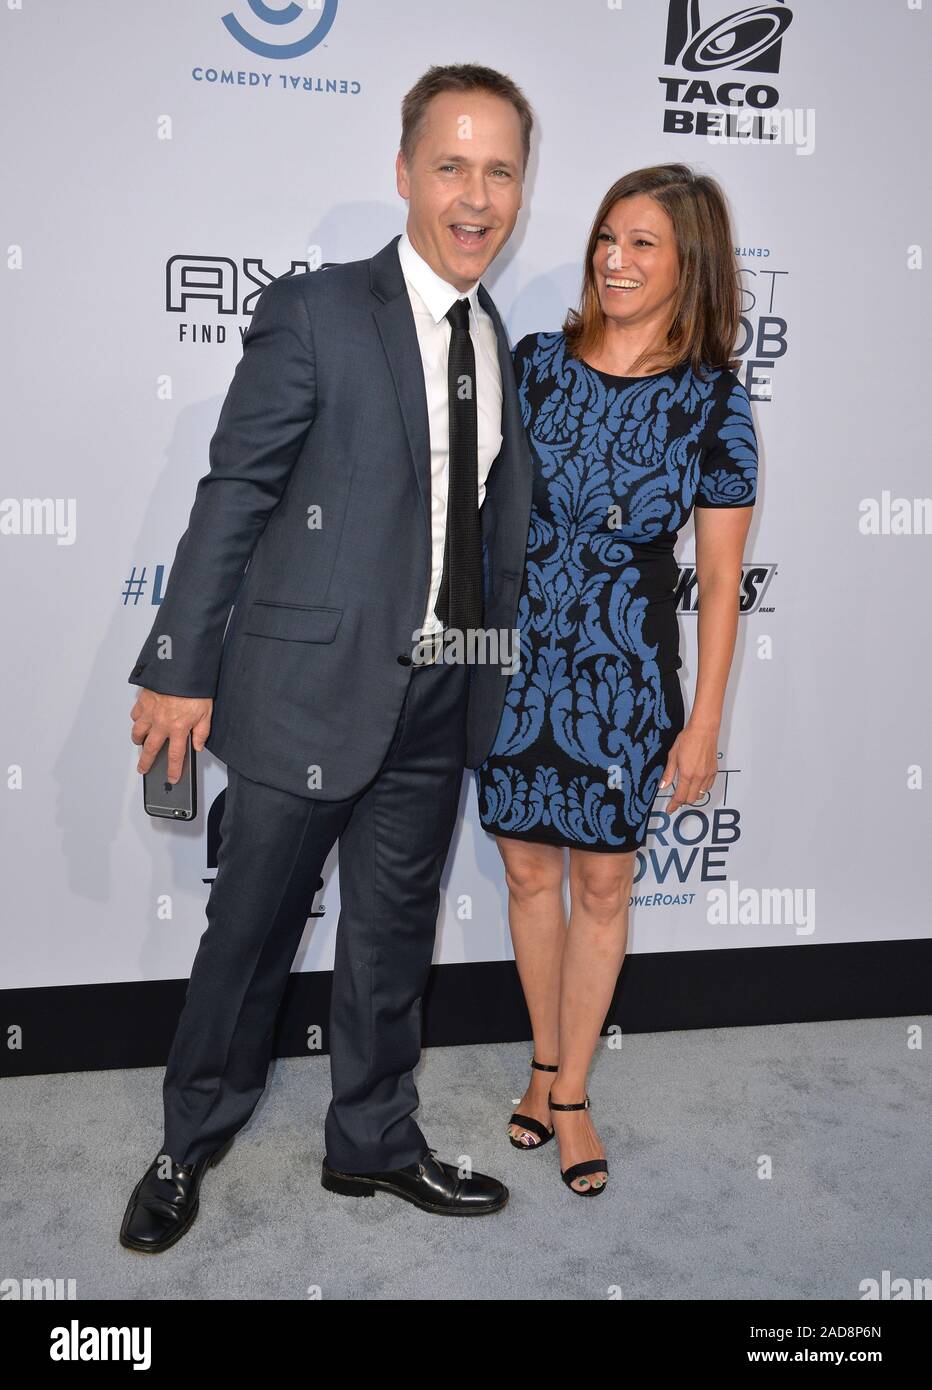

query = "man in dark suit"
[121, 64, 534, 1251]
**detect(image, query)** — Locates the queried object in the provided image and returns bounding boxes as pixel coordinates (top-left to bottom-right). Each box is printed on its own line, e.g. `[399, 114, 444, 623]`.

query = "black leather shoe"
[321, 1147, 508, 1216]
[119, 1137, 234, 1253]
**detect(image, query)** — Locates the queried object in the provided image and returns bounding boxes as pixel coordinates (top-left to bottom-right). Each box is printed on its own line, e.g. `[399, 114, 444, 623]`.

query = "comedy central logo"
[659, 0, 794, 138]
[222, 0, 338, 59]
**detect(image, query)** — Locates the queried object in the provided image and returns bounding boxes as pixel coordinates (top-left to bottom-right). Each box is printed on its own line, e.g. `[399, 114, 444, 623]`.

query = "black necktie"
[434, 297, 483, 633]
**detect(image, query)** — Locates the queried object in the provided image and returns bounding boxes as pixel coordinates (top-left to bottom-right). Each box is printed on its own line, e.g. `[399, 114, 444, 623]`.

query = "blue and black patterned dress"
[475, 330, 758, 852]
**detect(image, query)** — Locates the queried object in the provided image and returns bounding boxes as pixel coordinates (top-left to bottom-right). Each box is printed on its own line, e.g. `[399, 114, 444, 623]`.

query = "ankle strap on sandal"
[549, 1094, 590, 1111]
[530, 1058, 559, 1072]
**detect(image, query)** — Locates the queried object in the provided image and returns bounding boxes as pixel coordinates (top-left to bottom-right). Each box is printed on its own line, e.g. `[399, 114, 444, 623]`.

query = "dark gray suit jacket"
[129, 234, 533, 801]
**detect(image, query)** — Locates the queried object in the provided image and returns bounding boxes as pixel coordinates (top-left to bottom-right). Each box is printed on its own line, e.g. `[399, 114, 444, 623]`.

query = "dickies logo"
[222, 0, 339, 59]
[664, 0, 792, 73]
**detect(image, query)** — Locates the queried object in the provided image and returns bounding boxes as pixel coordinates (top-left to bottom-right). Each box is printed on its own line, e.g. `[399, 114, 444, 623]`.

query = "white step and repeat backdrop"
[3, 0, 929, 994]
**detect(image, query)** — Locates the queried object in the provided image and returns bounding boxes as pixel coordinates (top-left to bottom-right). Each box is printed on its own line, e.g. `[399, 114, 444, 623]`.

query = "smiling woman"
[566, 162, 743, 381]
[474, 162, 759, 1194]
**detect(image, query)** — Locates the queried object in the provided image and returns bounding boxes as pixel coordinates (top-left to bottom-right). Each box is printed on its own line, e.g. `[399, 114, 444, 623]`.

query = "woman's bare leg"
[495, 838, 566, 1145]
[549, 847, 636, 1190]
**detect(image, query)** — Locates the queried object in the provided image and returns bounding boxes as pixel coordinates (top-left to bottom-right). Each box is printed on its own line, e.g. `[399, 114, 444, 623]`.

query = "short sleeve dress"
[474, 329, 759, 853]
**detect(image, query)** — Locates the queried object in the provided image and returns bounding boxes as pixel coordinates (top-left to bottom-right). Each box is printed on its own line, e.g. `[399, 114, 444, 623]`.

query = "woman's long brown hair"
[563, 163, 742, 381]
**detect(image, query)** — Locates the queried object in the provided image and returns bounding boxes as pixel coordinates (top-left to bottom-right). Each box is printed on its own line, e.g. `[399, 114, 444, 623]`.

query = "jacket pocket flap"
[244, 601, 343, 644]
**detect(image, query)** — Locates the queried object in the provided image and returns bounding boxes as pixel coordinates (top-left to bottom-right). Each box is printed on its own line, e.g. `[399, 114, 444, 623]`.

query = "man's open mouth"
[449, 224, 491, 247]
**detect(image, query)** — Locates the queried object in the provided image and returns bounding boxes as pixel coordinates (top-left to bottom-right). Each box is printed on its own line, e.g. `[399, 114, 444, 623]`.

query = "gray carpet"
[2, 1018, 927, 1300]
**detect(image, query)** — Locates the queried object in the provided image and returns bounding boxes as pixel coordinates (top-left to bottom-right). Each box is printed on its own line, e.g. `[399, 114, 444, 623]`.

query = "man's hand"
[131, 691, 213, 784]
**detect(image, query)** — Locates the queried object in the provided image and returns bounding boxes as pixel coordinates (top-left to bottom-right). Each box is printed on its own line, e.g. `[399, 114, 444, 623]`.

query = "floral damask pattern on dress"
[475, 331, 758, 853]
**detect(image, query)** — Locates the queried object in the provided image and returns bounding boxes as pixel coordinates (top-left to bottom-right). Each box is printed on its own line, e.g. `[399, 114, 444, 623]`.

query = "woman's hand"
[659, 722, 718, 813]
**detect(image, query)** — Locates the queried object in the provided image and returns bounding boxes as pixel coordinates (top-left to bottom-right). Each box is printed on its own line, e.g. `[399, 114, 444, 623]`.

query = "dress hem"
[479, 823, 644, 854]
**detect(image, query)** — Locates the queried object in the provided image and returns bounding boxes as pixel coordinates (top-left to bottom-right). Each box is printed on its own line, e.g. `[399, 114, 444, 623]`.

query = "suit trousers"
[160, 655, 470, 1172]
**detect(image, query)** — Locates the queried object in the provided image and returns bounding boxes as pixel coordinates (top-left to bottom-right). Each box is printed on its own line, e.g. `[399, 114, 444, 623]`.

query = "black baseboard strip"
[1, 939, 929, 1078]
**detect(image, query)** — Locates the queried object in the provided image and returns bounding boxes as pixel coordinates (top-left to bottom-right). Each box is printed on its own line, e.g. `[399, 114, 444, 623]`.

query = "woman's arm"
[691, 505, 754, 730]
[661, 505, 753, 811]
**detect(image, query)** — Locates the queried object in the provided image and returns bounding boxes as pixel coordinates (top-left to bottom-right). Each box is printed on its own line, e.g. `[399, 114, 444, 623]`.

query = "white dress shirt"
[396, 230, 503, 639]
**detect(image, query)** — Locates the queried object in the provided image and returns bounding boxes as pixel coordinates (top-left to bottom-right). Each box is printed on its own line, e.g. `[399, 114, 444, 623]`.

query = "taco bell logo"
[660, 1, 796, 140]
[222, 0, 339, 59]
[664, 0, 792, 73]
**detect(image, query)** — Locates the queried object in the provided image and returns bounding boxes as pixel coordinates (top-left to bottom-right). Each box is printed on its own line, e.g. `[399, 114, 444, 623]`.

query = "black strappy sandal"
[549, 1092, 609, 1195]
[507, 1058, 558, 1150]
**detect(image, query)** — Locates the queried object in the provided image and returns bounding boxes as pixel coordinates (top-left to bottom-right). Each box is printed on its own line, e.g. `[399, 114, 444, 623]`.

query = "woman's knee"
[497, 839, 564, 900]
[568, 849, 634, 917]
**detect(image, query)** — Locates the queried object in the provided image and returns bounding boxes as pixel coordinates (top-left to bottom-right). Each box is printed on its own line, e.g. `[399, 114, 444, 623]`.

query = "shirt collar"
[397, 230, 481, 326]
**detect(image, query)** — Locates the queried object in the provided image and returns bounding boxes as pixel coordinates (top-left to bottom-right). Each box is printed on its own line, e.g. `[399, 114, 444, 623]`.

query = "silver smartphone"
[142, 732, 197, 821]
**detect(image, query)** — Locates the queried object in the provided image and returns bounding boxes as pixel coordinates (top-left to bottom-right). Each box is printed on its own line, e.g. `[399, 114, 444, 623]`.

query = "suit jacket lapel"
[477, 281, 533, 552]
[370, 237, 432, 548]
[478, 280, 525, 469]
